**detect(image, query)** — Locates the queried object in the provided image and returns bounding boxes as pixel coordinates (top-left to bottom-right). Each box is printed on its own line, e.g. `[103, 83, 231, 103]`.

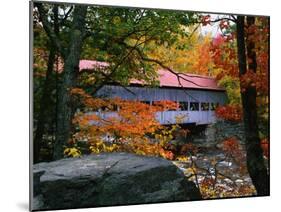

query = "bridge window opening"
[210, 102, 219, 110]
[152, 101, 158, 107]
[201, 102, 209, 111]
[112, 104, 118, 111]
[101, 106, 109, 111]
[141, 101, 151, 105]
[179, 101, 188, 111]
[190, 102, 199, 111]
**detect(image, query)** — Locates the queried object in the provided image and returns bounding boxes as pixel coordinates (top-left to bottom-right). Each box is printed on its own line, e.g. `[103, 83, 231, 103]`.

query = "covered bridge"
[79, 60, 227, 125]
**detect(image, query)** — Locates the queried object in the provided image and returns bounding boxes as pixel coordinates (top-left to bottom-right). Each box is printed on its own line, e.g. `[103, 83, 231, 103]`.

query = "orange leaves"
[211, 17, 269, 95]
[215, 105, 242, 122]
[152, 100, 178, 111]
[113, 100, 162, 137]
[73, 113, 100, 128]
[191, 39, 214, 76]
[221, 136, 269, 173]
[243, 17, 268, 95]
[247, 18, 269, 94]
[180, 143, 198, 155]
[71, 87, 183, 157]
[240, 68, 268, 93]
[71, 87, 107, 109]
[127, 138, 162, 156]
[239, 70, 257, 91]
[260, 138, 269, 158]
[221, 137, 246, 173]
[222, 137, 240, 154]
[211, 34, 239, 81]
[147, 29, 215, 76]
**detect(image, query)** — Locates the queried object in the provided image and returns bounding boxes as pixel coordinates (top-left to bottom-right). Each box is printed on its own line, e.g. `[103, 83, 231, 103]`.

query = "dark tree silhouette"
[236, 15, 269, 196]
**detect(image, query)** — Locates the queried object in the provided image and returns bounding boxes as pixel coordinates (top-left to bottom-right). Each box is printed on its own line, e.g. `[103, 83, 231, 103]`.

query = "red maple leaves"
[215, 105, 242, 122]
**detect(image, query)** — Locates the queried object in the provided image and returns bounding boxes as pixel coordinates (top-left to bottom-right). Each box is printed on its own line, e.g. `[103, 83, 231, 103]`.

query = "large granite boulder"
[32, 153, 201, 210]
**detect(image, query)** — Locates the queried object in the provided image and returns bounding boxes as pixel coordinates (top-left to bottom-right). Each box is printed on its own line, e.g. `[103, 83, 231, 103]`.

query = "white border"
[0, 0, 279, 211]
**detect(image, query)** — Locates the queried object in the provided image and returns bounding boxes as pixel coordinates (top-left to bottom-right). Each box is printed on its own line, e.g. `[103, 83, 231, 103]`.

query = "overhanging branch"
[135, 51, 209, 88]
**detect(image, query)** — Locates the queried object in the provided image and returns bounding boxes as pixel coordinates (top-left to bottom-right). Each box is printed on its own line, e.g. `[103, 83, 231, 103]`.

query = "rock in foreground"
[33, 153, 201, 210]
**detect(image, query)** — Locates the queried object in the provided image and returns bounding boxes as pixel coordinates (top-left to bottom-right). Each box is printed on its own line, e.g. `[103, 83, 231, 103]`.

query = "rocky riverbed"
[172, 148, 257, 199]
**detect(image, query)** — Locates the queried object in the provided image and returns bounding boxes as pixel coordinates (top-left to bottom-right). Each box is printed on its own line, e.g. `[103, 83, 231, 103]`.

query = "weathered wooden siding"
[95, 85, 227, 125]
[155, 110, 218, 125]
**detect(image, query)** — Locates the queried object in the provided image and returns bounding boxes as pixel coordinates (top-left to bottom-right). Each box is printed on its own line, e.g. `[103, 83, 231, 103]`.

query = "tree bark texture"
[34, 6, 59, 164]
[53, 6, 88, 160]
[236, 15, 269, 196]
[33, 47, 56, 164]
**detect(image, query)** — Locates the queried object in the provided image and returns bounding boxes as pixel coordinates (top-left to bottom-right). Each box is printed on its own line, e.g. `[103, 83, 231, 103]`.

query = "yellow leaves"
[89, 140, 119, 154]
[146, 30, 215, 76]
[183, 167, 195, 176]
[154, 126, 175, 147]
[175, 155, 189, 162]
[112, 16, 121, 24]
[159, 148, 174, 160]
[135, 149, 146, 156]
[64, 147, 81, 158]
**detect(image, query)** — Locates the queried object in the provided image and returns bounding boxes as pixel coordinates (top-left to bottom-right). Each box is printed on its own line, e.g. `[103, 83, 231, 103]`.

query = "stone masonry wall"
[190, 120, 245, 148]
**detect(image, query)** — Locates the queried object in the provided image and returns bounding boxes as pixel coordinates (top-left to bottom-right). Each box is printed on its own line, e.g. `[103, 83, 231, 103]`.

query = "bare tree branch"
[231, 15, 237, 22]
[36, 3, 65, 57]
[133, 49, 210, 88]
[190, 16, 237, 25]
[61, 6, 73, 24]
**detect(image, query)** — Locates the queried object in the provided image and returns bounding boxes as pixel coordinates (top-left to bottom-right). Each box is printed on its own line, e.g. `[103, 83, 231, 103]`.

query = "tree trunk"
[33, 46, 56, 164]
[236, 16, 269, 196]
[33, 6, 59, 164]
[53, 6, 87, 160]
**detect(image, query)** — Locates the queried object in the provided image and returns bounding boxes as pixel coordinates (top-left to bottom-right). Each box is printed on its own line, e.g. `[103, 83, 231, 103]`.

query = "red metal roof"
[157, 69, 224, 91]
[131, 69, 224, 91]
[79, 60, 109, 70]
[79, 60, 224, 91]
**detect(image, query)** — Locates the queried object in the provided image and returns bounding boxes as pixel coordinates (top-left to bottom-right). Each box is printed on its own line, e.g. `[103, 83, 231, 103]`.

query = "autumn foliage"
[209, 16, 269, 96]
[222, 137, 242, 157]
[221, 137, 248, 175]
[260, 138, 269, 158]
[215, 105, 242, 122]
[68, 87, 182, 158]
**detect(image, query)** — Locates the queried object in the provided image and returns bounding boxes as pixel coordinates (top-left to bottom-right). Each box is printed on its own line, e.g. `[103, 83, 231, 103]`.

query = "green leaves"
[78, 6, 199, 89]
